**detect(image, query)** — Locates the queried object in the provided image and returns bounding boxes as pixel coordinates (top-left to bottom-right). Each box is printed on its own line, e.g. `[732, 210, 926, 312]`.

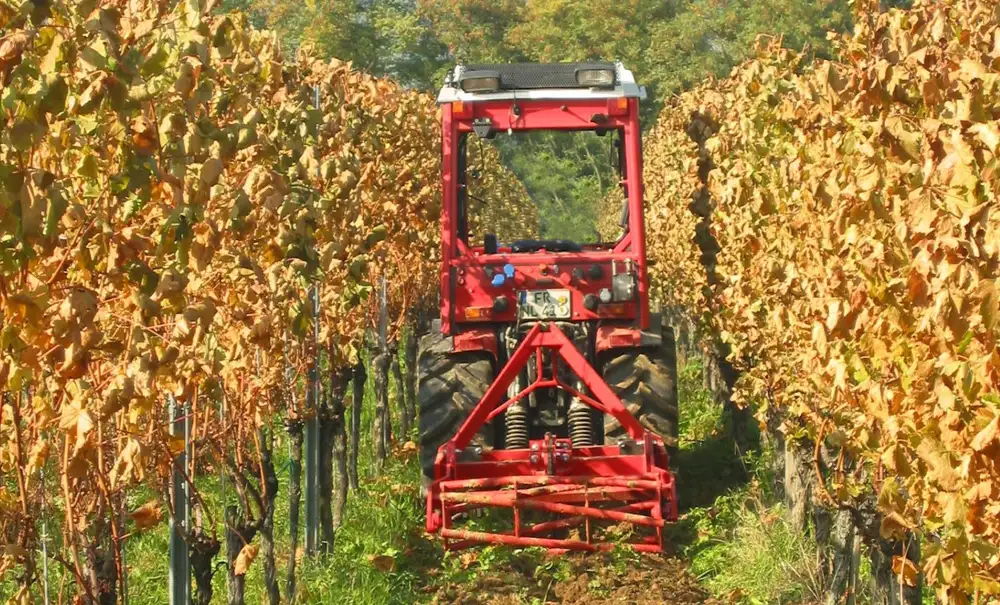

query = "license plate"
[518, 289, 571, 320]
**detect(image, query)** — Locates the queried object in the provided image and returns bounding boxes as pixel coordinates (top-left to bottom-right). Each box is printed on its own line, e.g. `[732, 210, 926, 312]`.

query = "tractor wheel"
[602, 326, 679, 461]
[417, 330, 493, 486]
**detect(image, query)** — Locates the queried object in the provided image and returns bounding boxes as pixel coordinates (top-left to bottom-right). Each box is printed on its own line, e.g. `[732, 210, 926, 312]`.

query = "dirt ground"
[429, 552, 726, 605]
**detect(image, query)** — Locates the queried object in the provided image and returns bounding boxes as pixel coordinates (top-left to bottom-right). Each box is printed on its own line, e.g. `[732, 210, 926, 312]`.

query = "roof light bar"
[459, 70, 501, 93]
[436, 62, 647, 103]
[575, 68, 615, 88]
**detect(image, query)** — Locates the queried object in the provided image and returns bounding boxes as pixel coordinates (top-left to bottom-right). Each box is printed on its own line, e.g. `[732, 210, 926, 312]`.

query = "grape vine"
[638, 0, 1000, 599]
[0, 0, 535, 600]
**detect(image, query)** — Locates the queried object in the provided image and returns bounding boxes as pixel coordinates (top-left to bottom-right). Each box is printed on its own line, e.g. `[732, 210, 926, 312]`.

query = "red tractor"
[420, 63, 678, 552]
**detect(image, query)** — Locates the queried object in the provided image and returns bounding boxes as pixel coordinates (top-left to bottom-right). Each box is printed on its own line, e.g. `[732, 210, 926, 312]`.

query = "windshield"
[463, 129, 625, 247]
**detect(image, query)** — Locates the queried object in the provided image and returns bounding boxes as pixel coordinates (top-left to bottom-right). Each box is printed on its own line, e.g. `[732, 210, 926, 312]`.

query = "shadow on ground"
[676, 431, 754, 511]
[664, 414, 761, 553]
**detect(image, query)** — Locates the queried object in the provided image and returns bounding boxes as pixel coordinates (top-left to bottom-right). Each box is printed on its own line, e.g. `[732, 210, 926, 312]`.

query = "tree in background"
[645, 0, 852, 96]
[221, 0, 448, 87]
[416, 0, 527, 65]
[415, 0, 860, 240]
[504, 0, 675, 103]
[219, 0, 868, 241]
[223, 0, 374, 68]
[368, 0, 450, 87]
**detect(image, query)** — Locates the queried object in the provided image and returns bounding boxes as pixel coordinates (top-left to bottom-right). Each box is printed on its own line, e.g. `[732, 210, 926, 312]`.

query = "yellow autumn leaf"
[892, 555, 919, 587]
[24, 440, 49, 477]
[58, 404, 94, 436]
[969, 123, 1000, 154]
[366, 553, 396, 573]
[234, 543, 258, 576]
[2, 544, 29, 561]
[129, 500, 163, 530]
[970, 416, 998, 452]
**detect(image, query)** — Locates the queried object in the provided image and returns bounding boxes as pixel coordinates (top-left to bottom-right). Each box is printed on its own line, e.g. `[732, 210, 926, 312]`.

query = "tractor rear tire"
[602, 326, 679, 460]
[417, 330, 493, 487]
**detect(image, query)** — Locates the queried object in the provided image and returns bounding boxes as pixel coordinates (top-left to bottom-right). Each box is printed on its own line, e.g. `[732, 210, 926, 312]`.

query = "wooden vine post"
[168, 396, 191, 605]
[373, 276, 390, 473]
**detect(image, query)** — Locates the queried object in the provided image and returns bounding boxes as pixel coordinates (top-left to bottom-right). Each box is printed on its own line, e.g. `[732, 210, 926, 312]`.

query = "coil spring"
[505, 403, 529, 449]
[568, 404, 594, 447]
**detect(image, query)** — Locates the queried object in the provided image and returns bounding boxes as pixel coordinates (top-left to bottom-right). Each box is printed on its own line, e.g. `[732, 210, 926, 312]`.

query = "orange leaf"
[970, 415, 999, 452]
[892, 555, 919, 587]
[129, 500, 163, 530]
[459, 551, 478, 569]
[234, 543, 258, 576]
[58, 404, 94, 435]
[2, 544, 30, 561]
[366, 553, 396, 572]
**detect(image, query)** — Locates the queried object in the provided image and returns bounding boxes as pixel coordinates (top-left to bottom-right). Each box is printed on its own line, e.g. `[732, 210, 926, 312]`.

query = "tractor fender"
[453, 329, 498, 358]
[594, 314, 663, 356]
[432, 317, 498, 359]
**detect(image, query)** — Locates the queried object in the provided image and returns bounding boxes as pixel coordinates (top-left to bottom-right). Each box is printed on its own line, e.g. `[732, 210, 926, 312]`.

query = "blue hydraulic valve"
[492, 264, 515, 287]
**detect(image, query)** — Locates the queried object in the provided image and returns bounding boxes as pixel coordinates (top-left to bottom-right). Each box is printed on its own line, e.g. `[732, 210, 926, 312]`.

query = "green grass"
[6, 353, 874, 605]
[687, 494, 827, 604]
[677, 359, 726, 446]
[674, 358, 755, 512]
[670, 358, 831, 605]
[289, 456, 432, 604]
[123, 344, 437, 605]
[123, 450, 433, 605]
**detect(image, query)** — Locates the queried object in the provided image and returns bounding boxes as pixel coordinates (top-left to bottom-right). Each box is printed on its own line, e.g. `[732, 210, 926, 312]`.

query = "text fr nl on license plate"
[518, 289, 571, 320]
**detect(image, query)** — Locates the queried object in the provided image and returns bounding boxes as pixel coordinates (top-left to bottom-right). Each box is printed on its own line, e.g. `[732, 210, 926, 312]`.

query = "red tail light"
[602, 303, 632, 317]
[607, 97, 629, 116]
[453, 101, 473, 119]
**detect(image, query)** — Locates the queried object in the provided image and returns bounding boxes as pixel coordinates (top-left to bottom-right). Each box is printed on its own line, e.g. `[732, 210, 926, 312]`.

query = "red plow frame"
[425, 323, 677, 552]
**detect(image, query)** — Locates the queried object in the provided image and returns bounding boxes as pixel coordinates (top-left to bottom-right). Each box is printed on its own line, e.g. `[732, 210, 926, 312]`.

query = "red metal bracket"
[426, 323, 677, 553]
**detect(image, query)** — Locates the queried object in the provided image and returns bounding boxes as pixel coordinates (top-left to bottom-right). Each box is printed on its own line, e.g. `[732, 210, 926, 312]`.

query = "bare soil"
[429, 552, 726, 605]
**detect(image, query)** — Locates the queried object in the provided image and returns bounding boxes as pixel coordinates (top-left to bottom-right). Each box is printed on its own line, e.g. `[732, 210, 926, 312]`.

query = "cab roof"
[437, 61, 646, 104]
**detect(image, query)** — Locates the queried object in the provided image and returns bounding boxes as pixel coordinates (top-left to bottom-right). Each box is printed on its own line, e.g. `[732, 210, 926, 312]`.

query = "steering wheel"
[509, 239, 583, 253]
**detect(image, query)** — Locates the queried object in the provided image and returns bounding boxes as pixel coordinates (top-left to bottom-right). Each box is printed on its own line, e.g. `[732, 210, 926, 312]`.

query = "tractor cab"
[436, 62, 651, 336]
[421, 63, 677, 554]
